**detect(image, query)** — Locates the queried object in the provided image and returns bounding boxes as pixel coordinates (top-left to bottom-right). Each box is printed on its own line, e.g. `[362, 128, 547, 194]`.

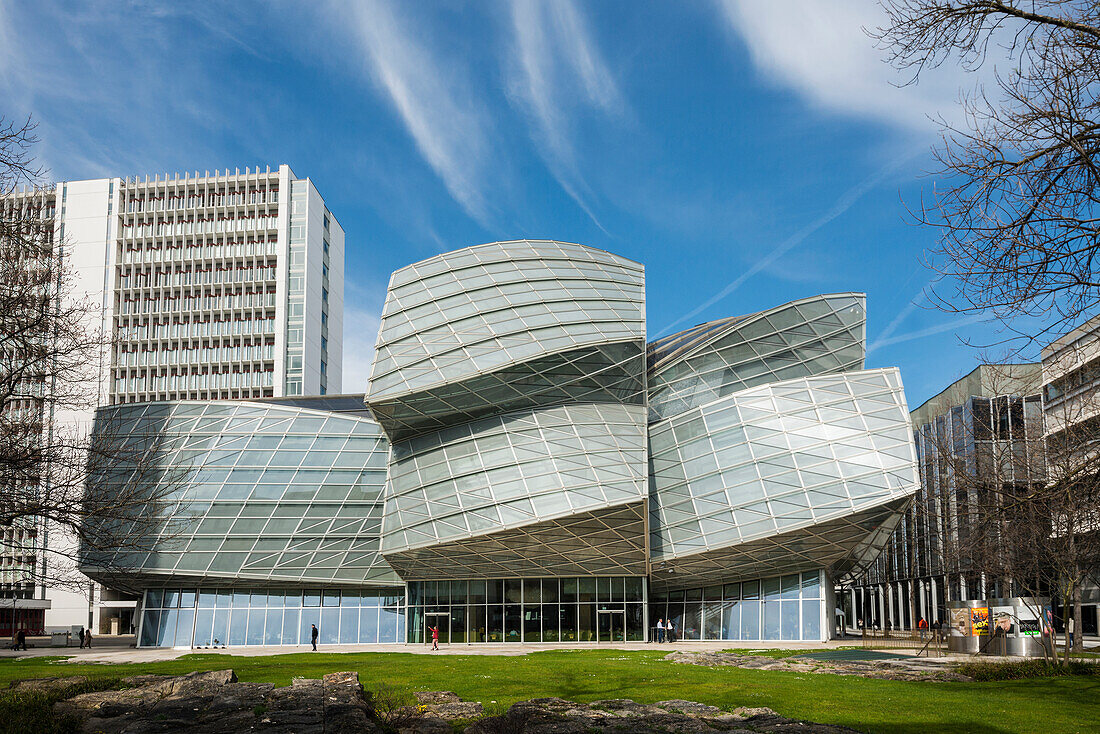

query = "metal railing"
[859, 627, 948, 655]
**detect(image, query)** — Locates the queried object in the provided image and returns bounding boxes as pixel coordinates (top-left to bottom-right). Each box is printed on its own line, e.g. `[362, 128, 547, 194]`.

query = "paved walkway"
[1, 637, 870, 664]
[2, 634, 1095, 665]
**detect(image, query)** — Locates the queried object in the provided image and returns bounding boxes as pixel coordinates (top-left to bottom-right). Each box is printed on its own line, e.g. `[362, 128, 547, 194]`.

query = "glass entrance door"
[425, 613, 450, 645]
[597, 610, 625, 642]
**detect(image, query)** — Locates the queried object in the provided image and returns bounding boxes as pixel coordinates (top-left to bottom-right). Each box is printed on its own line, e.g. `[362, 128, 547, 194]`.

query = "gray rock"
[8, 676, 89, 695]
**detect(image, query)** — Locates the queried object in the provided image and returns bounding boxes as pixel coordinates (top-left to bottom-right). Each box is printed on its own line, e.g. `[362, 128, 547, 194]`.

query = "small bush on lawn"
[0, 678, 121, 734]
[956, 659, 1100, 681]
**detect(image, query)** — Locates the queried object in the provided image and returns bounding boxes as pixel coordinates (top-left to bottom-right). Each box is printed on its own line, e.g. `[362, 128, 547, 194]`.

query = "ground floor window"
[137, 587, 406, 647]
[650, 571, 824, 641]
[407, 577, 647, 643]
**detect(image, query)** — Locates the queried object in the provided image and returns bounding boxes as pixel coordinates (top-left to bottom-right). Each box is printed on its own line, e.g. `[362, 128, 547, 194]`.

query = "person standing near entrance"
[77, 627, 85, 649]
[429, 625, 440, 651]
[311, 624, 319, 651]
[656, 619, 664, 643]
[666, 620, 675, 643]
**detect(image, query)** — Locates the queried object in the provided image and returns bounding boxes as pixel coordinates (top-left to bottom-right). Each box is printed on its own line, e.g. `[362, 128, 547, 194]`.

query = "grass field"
[1, 649, 1098, 733]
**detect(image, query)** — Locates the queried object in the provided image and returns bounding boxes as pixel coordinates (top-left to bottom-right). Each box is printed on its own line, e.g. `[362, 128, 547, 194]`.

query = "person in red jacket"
[429, 625, 440, 651]
[918, 617, 928, 641]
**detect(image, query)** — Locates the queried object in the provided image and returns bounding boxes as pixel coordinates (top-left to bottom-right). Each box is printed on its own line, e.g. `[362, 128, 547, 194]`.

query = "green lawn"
[1, 649, 1098, 733]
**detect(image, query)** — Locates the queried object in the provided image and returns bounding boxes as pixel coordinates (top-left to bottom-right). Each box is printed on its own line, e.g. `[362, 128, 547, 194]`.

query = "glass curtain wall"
[138, 587, 405, 647]
[407, 577, 646, 643]
[650, 571, 823, 641]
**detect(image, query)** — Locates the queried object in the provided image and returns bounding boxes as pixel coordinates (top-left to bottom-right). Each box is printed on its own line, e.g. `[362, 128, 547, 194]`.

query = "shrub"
[956, 659, 1100, 681]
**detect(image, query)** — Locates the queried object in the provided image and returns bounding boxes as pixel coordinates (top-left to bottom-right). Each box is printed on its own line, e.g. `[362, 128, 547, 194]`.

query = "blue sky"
[0, 0, 1017, 406]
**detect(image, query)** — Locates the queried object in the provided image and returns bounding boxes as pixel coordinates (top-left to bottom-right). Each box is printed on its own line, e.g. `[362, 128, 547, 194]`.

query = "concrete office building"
[82, 240, 920, 647]
[1042, 316, 1100, 635]
[845, 364, 1046, 630]
[0, 165, 344, 634]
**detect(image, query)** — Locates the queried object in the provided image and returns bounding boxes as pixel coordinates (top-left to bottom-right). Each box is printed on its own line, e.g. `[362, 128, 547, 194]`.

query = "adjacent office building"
[845, 364, 1045, 631]
[0, 165, 344, 634]
[82, 240, 920, 647]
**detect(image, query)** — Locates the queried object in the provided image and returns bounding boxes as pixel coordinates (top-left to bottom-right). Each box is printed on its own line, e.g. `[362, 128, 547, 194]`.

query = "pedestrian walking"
[84, 629, 92, 648]
[666, 620, 675, 643]
[429, 625, 440, 650]
[918, 617, 928, 641]
[1067, 615, 1075, 649]
[656, 618, 664, 643]
[77, 626, 85, 649]
[311, 624, 318, 651]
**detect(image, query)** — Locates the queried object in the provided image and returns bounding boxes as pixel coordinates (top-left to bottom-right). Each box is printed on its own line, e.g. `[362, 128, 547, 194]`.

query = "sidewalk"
[0, 637, 866, 664]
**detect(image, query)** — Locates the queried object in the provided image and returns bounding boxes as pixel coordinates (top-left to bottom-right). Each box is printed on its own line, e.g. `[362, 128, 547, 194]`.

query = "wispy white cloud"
[715, 0, 981, 132]
[346, 0, 495, 226]
[868, 313, 988, 353]
[656, 152, 916, 337]
[508, 0, 625, 231]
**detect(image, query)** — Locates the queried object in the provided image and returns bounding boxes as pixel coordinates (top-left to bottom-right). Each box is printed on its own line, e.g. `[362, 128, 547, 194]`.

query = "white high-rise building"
[2, 164, 345, 634]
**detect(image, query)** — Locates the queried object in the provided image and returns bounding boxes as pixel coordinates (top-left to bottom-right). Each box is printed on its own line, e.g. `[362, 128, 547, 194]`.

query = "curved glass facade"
[86, 240, 919, 646]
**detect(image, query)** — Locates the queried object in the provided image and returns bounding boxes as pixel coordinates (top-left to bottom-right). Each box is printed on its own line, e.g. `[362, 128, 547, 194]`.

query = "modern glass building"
[82, 240, 919, 647]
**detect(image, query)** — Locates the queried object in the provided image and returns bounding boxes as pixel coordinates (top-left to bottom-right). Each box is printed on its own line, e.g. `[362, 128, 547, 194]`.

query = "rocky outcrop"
[46, 669, 859, 733]
[465, 697, 860, 733]
[665, 651, 972, 682]
[53, 669, 379, 733]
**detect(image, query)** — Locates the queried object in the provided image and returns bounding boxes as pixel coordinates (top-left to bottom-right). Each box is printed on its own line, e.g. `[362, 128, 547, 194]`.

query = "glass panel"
[505, 580, 522, 604]
[265, 609, 283, 645]
[282, 608, 300, 645]
[233, 591, 250, 608]
[578, 604, 596, 642]
[740, 600, 760, 639]
[801, 571, 821, 599]
[198, 590, 217, 608]
[763, 578, 781, 601]
[559, 604, 577, 642]
[505, 605, 522, 642]
[450, 607, 466, 644]
[523, 579, 541, 604]
[340, 608, 358, 643]
[194, 609, 214, 647]
[597, 577, 611, 602]
[468, 605, 486, 643]
[683, 602, 702, 640]
[542, 579, 560, 603]
[247, 609, 265, 645]
[212, 609, 229, 647]
[487, 605, 504, 642]
[379, 607, 399, 642]
[626, 604, 644, 641]
[523, 605, 542, 642]
[323, 592, 340, 607]
[703, 602, 723, 639]
[468, 580, 487, 604]
[359, 607, 379, 643]
[303, 590, 321, 607]
[163, 589, 181, 608]
[561, 578, 578, 603]
[140, 610, 160, 646]
[723, 601, 740, 640]
[578, 578, 596, 603]
[802, 600, 821, 640]
[742, 580, 761, 600]
[763, 601, 781, 640]
[781, 575, 800, 600]
[174, 609, 195, 647]
[781, 601, 800, 640]
[723, 583, 741, 601]
[625, 577, 643, 602]
[321, 608, 339, 644]
[486, 580, 503, 604]
[300, 613, 316, 647]
[145, 589, 163, 609]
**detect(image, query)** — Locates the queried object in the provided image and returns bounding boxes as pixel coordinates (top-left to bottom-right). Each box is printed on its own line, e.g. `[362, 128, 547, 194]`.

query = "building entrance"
[597, 609, 625, 642]
[425, 612, 450, 645]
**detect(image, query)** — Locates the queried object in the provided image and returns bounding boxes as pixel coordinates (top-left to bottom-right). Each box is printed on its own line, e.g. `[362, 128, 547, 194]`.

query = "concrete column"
[850, 588, 857, 628]
[918, 580, 927, 623]
[931, 577, 940, 624]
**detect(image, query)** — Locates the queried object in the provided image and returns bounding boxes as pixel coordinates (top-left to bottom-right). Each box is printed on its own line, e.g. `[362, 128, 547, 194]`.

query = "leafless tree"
[873, 1, 1100, 351]
[1, 116, 184, 616]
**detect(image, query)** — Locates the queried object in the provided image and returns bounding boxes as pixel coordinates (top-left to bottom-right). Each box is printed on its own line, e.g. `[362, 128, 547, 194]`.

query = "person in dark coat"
[84, 629, 92, 648]
[15, 629, 26, 651]
[77, 626, 85, 649]
[311, 624, 319, 651]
